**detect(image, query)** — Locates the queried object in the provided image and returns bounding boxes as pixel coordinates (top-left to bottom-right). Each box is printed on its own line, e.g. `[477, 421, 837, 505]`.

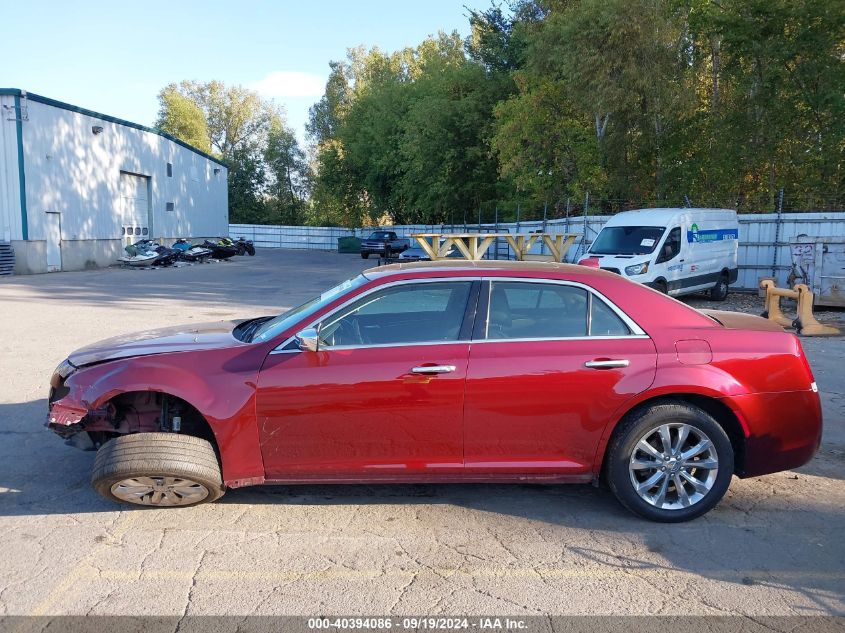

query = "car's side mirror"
[295, 327, 319, 352]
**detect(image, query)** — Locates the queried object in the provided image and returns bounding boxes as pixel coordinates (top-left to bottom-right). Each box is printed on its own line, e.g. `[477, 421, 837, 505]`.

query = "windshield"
[368, 231, 391, 240]
[590, 226, 666, 255]
[251, 274, 370, 342]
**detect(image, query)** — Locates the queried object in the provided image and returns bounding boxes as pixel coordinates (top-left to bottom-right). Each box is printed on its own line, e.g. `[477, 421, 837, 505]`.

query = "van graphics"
[667, 263, 684, 272]
[687, 224, 739, 243]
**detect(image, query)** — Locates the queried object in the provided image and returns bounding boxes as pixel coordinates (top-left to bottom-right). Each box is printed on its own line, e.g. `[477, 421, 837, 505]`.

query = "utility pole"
[579, 192, 590, 258]
[771, 187, 785, 280]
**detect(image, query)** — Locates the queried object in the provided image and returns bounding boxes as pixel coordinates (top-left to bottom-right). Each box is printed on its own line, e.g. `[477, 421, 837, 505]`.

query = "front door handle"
[584, 359, 630, 369]
[411, 365, 456, 374]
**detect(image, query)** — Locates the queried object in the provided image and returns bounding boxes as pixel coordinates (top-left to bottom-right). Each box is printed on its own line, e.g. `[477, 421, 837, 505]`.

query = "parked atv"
[234, 236, 255, 256]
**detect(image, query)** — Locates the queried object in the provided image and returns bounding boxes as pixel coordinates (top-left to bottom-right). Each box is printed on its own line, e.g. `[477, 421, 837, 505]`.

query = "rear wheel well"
[98, 391, 220, 461]
[601, 394, 746, 478]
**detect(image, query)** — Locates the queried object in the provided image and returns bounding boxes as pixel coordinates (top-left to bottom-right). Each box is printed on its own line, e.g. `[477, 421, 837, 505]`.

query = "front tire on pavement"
[605, 401, 733, 522]
[92, 433, 225, 507]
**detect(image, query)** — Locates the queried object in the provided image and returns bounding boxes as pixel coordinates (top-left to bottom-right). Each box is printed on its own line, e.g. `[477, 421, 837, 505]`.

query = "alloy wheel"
[628, 423, 718, 510]
[110, 476, 209, 506]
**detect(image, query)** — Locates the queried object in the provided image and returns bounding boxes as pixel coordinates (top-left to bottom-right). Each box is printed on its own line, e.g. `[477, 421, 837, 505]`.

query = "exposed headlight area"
[55, 358, 78, 381]
[49, 359, 77, 404]
[624, 262, 650, 276]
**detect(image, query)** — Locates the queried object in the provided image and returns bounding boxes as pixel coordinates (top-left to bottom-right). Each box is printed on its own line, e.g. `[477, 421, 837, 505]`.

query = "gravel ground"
[684, 290, 845, 326]
[0, 251, 842, 617]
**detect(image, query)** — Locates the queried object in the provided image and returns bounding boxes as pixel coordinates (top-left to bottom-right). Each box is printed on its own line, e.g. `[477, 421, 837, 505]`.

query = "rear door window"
[484, 282, 633, 340]
[486, 282, 588, 339]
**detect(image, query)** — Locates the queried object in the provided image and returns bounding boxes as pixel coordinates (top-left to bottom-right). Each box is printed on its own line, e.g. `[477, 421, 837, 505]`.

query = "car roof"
[363, 259, 616, 280]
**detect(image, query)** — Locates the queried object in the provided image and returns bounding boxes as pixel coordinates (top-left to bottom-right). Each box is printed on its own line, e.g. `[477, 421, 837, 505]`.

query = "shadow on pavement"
[2, 395, 843, 615]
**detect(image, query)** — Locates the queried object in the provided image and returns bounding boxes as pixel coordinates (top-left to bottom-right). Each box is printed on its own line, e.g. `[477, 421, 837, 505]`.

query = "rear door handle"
[411, 365, 456, 374]
[584, 359, 630, 369]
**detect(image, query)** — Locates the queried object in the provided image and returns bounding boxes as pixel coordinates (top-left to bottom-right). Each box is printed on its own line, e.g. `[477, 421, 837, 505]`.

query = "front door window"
[319, 281, 474, 347]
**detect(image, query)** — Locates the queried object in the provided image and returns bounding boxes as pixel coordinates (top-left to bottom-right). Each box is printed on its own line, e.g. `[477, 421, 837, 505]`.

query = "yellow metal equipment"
[760, 279, 840, 336]
[411, 232, 580, 263]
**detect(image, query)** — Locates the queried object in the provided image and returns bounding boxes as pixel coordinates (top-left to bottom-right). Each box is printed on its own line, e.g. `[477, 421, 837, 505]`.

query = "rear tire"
[92, 433, 225, 507]
[606, 401, 733, 522]
[361, 253, 369, 259]
[710, 274, 729, 301]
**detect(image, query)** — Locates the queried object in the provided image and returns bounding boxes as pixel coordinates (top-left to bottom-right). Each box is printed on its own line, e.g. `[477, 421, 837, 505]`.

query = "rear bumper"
[729, 389, 823, 477]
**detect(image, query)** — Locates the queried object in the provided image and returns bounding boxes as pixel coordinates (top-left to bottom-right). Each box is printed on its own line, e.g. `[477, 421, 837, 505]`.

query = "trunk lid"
[699, 309, 785, 332]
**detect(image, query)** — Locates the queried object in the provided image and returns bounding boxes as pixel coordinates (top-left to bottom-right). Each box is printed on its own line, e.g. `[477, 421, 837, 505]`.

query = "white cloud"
[251, 71, 326, 98]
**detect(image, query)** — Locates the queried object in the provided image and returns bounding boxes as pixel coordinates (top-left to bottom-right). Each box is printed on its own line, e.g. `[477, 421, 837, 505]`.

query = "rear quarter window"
[590, 297, 631, 336]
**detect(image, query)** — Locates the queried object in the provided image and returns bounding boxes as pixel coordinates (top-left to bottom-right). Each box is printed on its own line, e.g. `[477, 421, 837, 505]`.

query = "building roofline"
[0, 88, 227, 168]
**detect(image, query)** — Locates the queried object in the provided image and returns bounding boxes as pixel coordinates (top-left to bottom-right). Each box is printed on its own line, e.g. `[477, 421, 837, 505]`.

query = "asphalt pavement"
[0, 249, 842, 616]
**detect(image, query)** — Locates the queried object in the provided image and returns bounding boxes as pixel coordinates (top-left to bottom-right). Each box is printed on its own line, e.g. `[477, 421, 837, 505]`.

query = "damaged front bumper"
[46, 364, 112, 450]
[46, 402, 100, 450]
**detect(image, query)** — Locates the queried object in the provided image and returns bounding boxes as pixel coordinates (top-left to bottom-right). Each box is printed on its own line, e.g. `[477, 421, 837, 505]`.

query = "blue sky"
[4, 1, 485, 141]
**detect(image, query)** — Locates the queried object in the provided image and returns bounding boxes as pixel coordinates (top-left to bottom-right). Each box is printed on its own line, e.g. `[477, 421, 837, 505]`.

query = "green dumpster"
[338, 236, 361, 253]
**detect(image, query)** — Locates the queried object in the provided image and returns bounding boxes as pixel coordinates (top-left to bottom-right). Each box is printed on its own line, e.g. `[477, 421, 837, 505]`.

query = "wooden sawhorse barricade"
[410, 232, 581, 263]
[760, 279, 840, 336]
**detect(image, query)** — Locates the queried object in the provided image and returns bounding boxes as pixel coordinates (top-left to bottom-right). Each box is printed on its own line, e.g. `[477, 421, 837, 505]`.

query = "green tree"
[156, 80, 310, 224]
[227, 146, 267, 224]
[265, 117, 311, 225]
[160, 80, 276, 157]
[689, 0, 845, 208]
[155, 88, 211, 153]
[398, 59, 504, 223]
[308, 32, 513, 225]
[491, 75, 602, 206]
[305, 0, 844, 224]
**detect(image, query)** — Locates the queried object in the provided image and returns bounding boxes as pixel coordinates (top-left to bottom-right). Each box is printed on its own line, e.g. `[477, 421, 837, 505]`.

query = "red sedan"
[47, 261, 822, 522]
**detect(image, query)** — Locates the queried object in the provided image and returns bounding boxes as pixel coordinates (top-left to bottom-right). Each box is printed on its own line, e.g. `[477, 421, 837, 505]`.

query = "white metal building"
[0, 89, 228, 274]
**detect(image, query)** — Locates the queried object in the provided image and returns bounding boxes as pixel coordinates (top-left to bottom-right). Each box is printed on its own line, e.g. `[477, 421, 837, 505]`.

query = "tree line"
[157, 0, 845, 227]
[156, 80, 311, 225]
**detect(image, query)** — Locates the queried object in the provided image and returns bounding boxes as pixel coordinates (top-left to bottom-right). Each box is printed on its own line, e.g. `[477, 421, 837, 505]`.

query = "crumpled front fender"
[48, 344, 270, 487]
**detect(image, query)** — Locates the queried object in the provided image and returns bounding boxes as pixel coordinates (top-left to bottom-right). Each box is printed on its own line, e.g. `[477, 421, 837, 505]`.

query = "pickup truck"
[360, 231, 410, 259]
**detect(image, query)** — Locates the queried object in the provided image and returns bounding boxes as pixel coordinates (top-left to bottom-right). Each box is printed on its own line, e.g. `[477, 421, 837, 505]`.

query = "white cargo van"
[579, 208, 739, 299]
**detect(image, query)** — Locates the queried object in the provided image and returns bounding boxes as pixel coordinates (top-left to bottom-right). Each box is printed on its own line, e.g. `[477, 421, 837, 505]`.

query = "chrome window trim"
[472, 334, 650, 344]
[272, 333, 650, 354]
[481, 277, 646, 340]
[270, 276, 482, 354]
[270, 275, 647, 355]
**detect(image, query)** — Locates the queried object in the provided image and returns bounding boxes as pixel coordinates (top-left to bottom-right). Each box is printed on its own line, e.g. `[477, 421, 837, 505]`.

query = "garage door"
[120, 172, 150, 244]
